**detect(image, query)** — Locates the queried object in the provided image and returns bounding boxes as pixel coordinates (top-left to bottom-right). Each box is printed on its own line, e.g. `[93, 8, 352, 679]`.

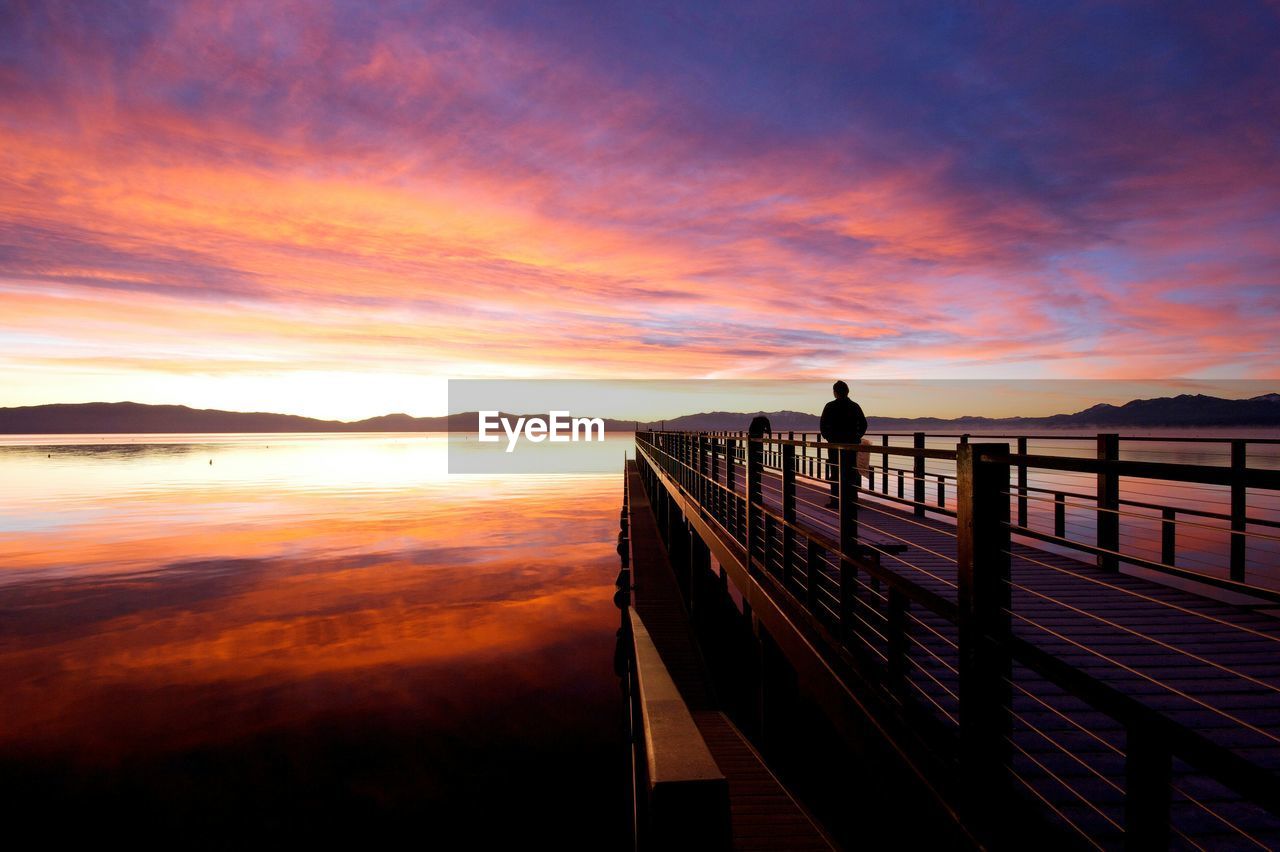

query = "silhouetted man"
[748, 414, 772, 439]
[820, 380, 867, 508]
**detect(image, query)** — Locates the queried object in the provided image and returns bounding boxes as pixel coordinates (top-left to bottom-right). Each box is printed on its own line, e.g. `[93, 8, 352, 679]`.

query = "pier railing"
[696, 430, 1280, 601]
[635, 430, 1280, 849]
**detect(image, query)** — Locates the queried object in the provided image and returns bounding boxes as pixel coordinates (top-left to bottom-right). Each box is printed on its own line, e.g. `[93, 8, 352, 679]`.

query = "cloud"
[2, 0, 1277, 415]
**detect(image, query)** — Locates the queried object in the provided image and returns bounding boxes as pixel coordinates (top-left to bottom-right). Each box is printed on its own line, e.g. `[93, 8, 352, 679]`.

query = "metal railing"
[696, 430, 1280, 599]
[635, 430, 1280, 849]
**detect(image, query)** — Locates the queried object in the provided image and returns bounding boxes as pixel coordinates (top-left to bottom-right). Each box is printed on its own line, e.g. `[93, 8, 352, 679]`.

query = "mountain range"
[0, 393, 1277, 434]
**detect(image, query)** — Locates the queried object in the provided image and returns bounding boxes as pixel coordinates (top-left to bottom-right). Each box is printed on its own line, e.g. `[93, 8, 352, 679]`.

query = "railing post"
[683, 433, 691, 490]
[688, 433, 695, 481]
[678, 433, 685, 488]
[710, 436, 720, 520]
[1055, 492, 1066, 539]
[688, 529, 711, 626]
[956, 443, 1012, 799]
[913, 432, 926, 517]
[703, 434, 712, 508]
[725, 438, 738, 541]
[839, 446, 858, 551]
[1016, 436, 1028, 528]
[782, 443, 796, 586]
[746, 438, 763, 572]
[886, 587, 907, 691]
[697, 435, 707, 508]
[838, 447, 859, 642]
[1161, 507, 1176, 567]
[806, 543, 821, 614]
[764, 514, 776, 576]
[1097, 433, 1120, 572]
[1231, 440, 1246, 582]
[881, 435, 890, 495]
[1125, 721, 1171, 850]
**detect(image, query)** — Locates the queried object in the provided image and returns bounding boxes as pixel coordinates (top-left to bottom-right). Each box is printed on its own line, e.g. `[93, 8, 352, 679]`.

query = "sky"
[1, 0, 1278, 419]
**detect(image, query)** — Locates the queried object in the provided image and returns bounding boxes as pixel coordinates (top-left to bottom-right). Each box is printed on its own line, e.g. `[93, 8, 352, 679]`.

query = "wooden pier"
[624, 430, 1280, 850]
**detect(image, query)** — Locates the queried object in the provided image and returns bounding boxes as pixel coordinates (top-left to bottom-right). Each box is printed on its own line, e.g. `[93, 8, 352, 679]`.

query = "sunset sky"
[2, 1, 1278, 419]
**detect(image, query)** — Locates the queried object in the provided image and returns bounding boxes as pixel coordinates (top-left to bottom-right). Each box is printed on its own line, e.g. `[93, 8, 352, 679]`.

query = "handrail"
[648, 430, 957, 458]
[983, 451, 1280, 489]
[690, 429, 1280, 445]
[647, 429, 1280, 597]
[626, 607, 731, 849]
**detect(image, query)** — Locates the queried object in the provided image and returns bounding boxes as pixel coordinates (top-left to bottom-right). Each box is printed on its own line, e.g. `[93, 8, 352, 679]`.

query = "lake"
[3, 428, 1276, 849]
[0, 433, 632, 848]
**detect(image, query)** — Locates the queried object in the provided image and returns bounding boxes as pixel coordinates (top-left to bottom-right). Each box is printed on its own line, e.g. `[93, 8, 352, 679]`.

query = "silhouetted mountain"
[655, 410, 821, 431]
[1032, 394, 1280, 427]
[661, 393, 1280, 432]
[0, 402, 637, 434]
[1, 393, 1277, 434]
[0, 402, 332, 434]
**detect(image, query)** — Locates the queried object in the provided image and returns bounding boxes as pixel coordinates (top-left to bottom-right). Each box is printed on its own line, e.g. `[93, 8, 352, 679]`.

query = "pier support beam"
[758, 622, 800, 762]
[688, 531, 711, 626]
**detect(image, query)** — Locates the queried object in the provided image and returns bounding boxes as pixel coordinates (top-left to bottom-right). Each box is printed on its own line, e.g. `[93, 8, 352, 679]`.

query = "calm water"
[0, 433, 630, 848]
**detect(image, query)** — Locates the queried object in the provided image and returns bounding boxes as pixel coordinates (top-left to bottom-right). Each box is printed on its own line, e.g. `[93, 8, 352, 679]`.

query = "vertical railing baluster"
[1055, 492, 1066, 539]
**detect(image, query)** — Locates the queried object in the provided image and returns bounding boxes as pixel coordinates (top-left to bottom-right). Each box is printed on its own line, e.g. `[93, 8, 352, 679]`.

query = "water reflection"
[0, 434, 628, 848]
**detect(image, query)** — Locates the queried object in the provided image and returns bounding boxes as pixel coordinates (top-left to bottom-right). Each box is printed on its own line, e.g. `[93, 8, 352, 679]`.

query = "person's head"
[833, 380, 849, 399]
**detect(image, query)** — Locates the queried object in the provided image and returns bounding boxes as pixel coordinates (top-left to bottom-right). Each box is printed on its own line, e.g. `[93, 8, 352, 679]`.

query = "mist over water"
[0, 433, 630, 848]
